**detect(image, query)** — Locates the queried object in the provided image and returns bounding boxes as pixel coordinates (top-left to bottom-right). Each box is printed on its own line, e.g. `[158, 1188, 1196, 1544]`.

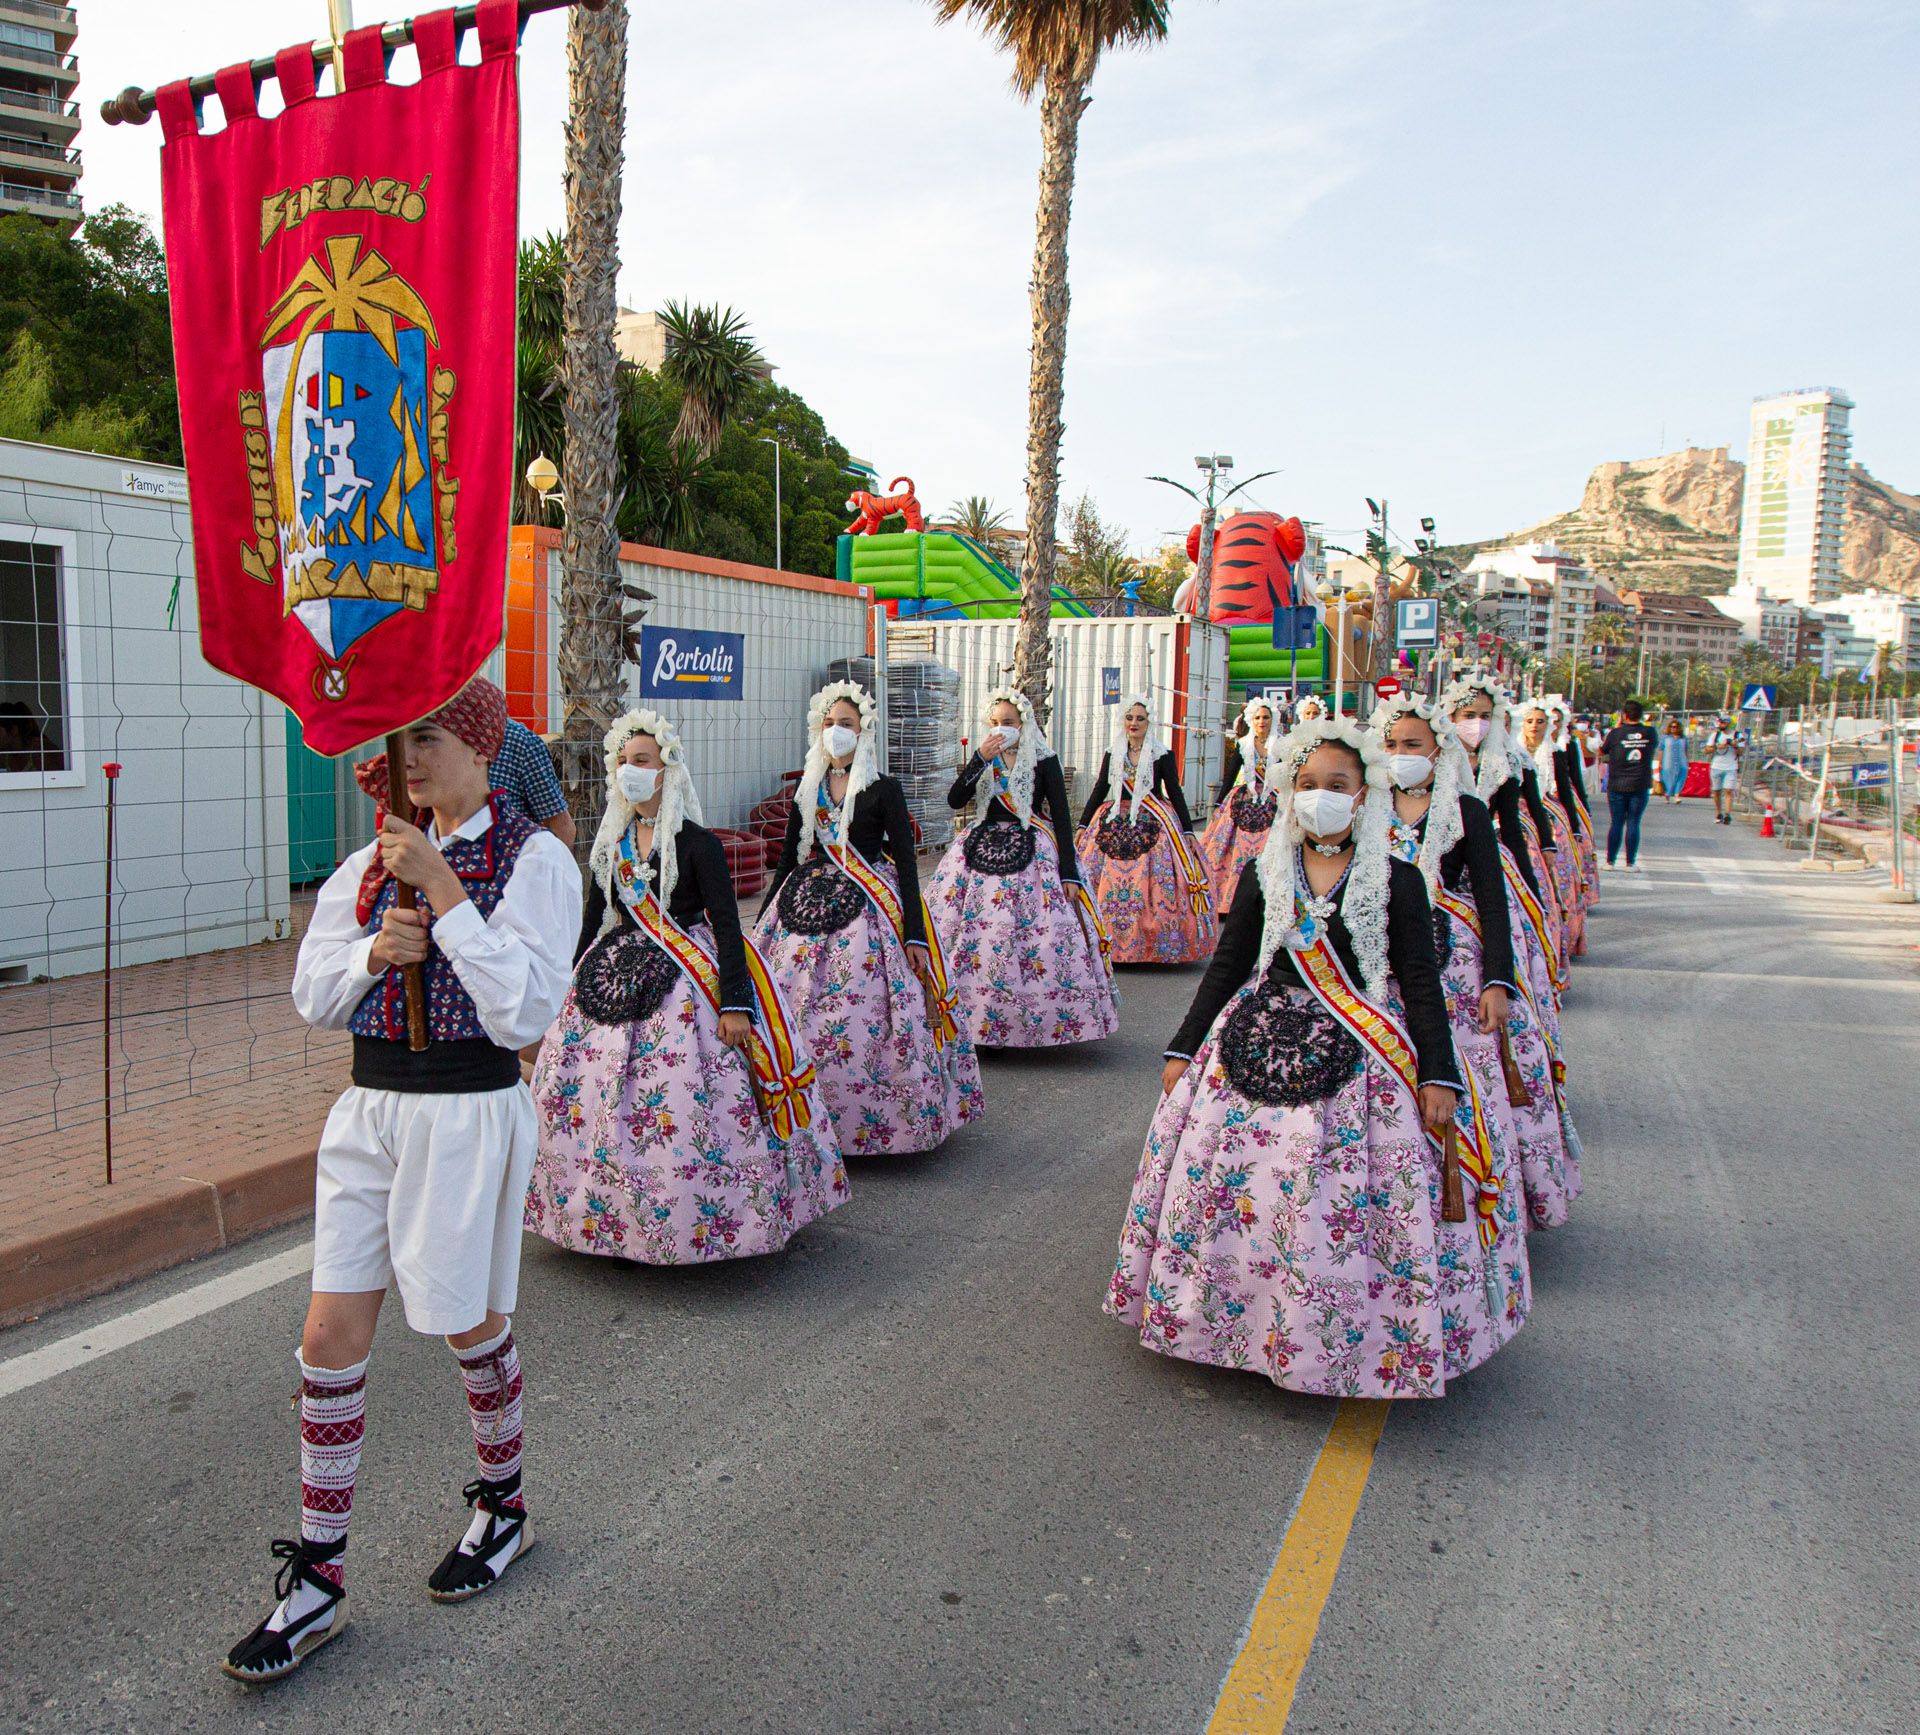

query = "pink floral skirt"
[755, 859, 985, 1155]
[1199, 787, 1275, 912]
[1500, 869, 1583, 1227]
[929, 823, 1119, 1049]
[525, 925, 848, 1264]
[1075, 805, 1216, 965]
[1105, 975, 1519, 1399]
[1545, 806, 1586, 958]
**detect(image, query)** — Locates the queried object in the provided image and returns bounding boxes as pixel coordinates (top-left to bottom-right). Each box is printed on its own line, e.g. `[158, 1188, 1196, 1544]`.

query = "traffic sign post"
[1395, 597, 1439, 649]
[1374, 677, 1402, 699]
[1741, 683, 1777, 713]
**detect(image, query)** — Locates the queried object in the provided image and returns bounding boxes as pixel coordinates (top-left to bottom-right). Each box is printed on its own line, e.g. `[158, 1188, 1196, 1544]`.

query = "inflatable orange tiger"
[846, 477, 925, 536]
[1187, 511, 1309, 625]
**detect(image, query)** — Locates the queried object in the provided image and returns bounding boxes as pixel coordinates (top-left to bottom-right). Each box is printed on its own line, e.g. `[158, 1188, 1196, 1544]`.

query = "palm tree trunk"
[1013, 69, 1088, 727]
[556, 0, 629, 853]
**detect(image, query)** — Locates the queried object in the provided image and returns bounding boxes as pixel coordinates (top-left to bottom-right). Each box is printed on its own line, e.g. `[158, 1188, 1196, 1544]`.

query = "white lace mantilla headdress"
[1369, 693, 1465, 894]
[1443, 671, 1518, 804]
[1238, 695, 1284, 799]
[980, 686, 1051, 823]
[1108, 693, 1169, 821]
[796, 679, 880, 860]
[1510, 697, 1558, 788]
[1254, 717, 1393, 999]
[588, 707, 704, 938]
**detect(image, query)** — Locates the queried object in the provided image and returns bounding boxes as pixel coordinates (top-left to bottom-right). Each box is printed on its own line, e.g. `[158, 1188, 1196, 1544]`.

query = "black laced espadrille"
[221, 1537, 348, 1683]
[427, 1473, 533, 1603]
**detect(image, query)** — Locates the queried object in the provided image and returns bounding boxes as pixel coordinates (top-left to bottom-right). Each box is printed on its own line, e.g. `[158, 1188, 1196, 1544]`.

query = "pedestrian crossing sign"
[1740, 684, 1776, 712]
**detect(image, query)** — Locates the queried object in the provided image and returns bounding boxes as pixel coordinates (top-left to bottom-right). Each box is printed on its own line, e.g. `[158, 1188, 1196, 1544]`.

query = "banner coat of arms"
[157, 1, 521, 756]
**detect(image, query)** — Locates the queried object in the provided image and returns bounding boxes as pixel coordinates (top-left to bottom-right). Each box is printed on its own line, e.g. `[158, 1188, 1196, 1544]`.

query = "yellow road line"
[1206, 1398, 1390, 1734]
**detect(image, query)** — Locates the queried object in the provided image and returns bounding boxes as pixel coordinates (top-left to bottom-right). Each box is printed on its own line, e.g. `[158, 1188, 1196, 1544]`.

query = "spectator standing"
[489, 717, 577, 847]
[1659, 718, 1689, 804]
[1600, 700, 1660, 871]
[1706, 717, 1740, 826]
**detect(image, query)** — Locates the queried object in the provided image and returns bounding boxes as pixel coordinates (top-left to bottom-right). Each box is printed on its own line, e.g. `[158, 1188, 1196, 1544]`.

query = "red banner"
[157, 2, 521, 756]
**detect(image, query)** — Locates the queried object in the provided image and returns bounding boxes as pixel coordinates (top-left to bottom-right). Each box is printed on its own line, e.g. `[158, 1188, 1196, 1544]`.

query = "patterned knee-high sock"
[455, 1323, 524, 1510]
[297, 1351, 369, 1588]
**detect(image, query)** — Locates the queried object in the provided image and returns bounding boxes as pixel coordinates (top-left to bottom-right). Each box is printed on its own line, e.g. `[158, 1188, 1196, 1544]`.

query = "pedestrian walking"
[1378, 696, 1581, 1231]
[1105, 717, 1506, 1398]
[755, 680, 985, 1154]
[1659, 718, 1689, 805]
[1706, 716, 1740, 825]
[525, 709, 847, 1263]
[928, 687, 1119, 1047]
[1600, 699, 1661, 871]
[223, 679, 580, 1684]
[1199, 697, 1282, 909]
[1075, 694, 1216, 964]
[488, 715, 576, 846]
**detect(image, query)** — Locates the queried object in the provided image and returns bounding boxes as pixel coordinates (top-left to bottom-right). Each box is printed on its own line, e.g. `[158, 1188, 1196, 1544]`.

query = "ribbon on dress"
[615, 830, 815, 1139]
[988, 764, 1114, 968]
[1292, 929, 1501, 1250]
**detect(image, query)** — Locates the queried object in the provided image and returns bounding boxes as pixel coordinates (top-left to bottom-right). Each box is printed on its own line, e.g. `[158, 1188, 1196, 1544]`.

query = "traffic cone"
[1760, 796, 1775, 839]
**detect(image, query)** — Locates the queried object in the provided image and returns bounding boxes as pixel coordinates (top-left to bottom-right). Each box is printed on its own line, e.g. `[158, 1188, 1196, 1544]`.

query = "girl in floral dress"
[1074, 695, 1215, 965]
[1548, 699, 1599, 920]
[1106, 718, 1526, 1400]
[526, 711, 847, 1264]
[756, 680, 985, 1154]
[1374, 693, 1577, 1237]
[1514, 699, 1587, 962]
[929, 687, 1119, 1049]
[1447, 676, 1568, 1024]
[1199, 697, 1283, 909]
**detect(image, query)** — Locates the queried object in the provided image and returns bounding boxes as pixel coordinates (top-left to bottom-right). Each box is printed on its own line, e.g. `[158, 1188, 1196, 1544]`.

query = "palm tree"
[945, 494, 1011, 552]
[514, 234, 566, 524]
[657, 301, 766, 458]
[556, 0, 630, 846]
[1586, 612, 1632, 662]
[929, 0, 1172, 722]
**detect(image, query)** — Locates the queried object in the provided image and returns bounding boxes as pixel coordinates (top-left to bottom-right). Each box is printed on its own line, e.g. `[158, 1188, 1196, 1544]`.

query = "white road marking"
[1687, 855, 1762, 897]
[0, 1241, 312, 1400]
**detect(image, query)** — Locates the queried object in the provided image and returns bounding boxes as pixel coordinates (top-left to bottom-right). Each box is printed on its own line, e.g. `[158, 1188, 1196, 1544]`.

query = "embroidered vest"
[349, 795, 539, 1045]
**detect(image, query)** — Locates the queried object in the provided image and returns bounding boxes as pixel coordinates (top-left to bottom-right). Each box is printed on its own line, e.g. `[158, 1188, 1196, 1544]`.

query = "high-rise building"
[0, 0, 81, 232]
[1734, 387, 1851, 607]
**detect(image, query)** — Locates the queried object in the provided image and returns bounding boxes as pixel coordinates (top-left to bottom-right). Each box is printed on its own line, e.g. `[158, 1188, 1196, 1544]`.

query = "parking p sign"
[1396, 597, 1439, 648]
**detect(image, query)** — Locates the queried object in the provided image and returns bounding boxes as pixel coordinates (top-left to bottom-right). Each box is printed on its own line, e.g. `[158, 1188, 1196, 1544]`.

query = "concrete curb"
[0, 1147, 316, 1329]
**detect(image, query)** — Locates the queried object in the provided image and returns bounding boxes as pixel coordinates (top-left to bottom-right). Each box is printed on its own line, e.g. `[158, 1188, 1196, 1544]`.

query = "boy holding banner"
[225, 678, 579, 1682]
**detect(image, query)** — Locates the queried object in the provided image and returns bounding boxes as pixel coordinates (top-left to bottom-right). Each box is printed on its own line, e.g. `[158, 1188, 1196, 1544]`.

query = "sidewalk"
[0, 899, 345, 1326]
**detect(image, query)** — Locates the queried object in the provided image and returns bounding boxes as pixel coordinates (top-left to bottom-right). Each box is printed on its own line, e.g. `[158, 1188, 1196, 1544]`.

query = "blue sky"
[77, 0, 1919, 553]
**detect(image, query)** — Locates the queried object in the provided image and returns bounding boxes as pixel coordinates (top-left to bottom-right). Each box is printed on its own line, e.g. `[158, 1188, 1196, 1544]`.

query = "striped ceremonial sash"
[1431, 883, 1481, 940]
[1293, 934, 1501, 1249]
[616, 834, 815, 1140]
[1501, 844, 1561, 988]
[825, 839, 961, 1051]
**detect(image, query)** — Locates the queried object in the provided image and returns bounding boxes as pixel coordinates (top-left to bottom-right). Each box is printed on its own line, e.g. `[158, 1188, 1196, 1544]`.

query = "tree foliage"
[1058, 492, 1139, 596]
[0, 206, 179, 461]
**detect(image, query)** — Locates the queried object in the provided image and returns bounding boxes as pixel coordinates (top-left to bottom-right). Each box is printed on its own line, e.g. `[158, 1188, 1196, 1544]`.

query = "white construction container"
[920, 616, 1230, 820]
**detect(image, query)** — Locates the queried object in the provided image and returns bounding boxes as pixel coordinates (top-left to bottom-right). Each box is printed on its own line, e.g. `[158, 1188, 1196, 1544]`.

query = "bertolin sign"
[639, 625, 745, 702]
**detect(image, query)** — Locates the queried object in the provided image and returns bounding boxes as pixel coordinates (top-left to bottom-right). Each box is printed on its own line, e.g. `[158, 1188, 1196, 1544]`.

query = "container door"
[285, 708, 340, 885]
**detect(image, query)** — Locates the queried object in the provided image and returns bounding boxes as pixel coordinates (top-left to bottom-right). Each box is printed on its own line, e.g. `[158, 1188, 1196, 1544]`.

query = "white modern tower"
[1735, 387, 1852, 607]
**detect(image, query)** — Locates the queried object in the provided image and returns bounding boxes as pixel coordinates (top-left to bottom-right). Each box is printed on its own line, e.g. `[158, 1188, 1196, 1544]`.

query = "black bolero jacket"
[1518, 765, 1559, 849]
[1166, 854, 1462, 1088]
[1079, 749, 1193, 831]
[948, 751, 1081, 886]
[761, 774, 928, 947]
[576, 821, 753, 1012]
[1484, 774, 1543, 898]
[1415, 792, 1517, 992]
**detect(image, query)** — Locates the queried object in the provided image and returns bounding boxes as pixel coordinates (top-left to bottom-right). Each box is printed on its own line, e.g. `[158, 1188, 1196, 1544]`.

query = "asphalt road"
[4, 798, 1916, 1734]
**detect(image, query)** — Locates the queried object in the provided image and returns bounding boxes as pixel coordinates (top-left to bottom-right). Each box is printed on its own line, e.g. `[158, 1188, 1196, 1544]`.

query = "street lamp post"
[1147, 454, 1279, 622]
[758, 436, 783, 570]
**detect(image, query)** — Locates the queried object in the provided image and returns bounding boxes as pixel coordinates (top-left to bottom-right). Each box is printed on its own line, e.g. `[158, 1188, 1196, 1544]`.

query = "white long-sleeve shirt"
[294, 804, 583, 1052]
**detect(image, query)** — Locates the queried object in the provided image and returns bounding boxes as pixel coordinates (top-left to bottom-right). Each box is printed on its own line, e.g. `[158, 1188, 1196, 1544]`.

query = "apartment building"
[1619, 590, 1741, 667]
[1733, 387, 1852, 607]
[1825, 589, 1920, 671]
[0, 0, 80, 232]
[1718, 582, 1805, 664]
[1465, 541, 1596, 661]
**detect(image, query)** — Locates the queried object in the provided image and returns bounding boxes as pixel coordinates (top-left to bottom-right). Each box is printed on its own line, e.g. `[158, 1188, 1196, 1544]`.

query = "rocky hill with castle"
[1473, 446, 1920, 598]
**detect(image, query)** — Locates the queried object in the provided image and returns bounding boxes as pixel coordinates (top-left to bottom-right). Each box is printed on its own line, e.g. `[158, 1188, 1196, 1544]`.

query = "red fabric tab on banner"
[156, 81, 199, 142]
[213, 64, 257, 125]
[478, 0, 519, 60]
[159, 12, 521, 755]
[414, 10, 460, 76]
[341, 25, 389, 90]
[275, 44, 319, 107]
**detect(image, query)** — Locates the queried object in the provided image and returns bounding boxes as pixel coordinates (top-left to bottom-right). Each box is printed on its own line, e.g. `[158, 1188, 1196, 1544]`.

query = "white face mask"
[1454, 716, 1490, 748]
[990, 724, 1020, 752]
[1387, 753, 1435, 790]
[1294, 787, 1358, 838]
[822, 724, 860, 760]
[617, 764, 660, 804]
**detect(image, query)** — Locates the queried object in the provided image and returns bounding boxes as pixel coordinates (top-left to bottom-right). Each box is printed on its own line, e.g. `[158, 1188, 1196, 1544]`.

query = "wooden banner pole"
[382, 731, 432, 1052]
